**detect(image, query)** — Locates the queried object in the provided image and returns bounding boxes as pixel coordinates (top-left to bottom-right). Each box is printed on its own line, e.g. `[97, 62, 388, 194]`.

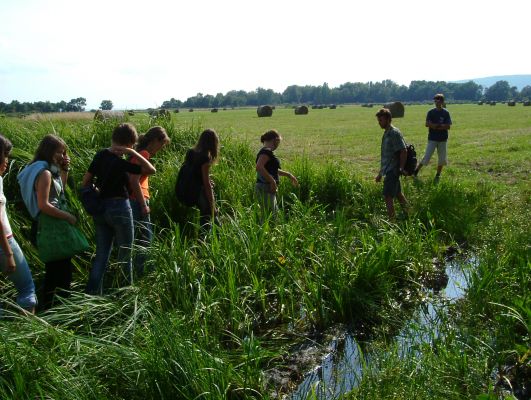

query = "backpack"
[403, 143, 417, 176]
[175, 158, 201, 207]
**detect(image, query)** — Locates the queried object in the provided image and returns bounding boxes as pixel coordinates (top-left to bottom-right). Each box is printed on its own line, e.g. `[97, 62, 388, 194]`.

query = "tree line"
[1, 80, 530, 114]
[162, 80, 531, 109]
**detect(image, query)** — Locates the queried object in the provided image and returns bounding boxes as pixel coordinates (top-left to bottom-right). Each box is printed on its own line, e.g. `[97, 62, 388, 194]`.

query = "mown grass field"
[167, 104, 531, 186]
[0, 104, 529, 399]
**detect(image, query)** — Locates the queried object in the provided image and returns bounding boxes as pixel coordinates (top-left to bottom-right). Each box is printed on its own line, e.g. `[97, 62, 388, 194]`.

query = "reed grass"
[0, 109, 528, 398]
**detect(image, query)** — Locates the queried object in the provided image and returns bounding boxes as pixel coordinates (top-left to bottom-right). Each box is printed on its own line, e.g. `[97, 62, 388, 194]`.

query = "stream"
[286, 257, 474, 399]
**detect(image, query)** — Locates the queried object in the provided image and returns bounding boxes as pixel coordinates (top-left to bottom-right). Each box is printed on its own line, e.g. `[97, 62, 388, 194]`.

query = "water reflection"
[289, 258, 474, 400]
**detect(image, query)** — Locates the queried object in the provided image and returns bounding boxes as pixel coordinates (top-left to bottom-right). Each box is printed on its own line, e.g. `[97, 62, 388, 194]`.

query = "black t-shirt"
[185, 149, 210, 188]
[426, 107, 452, 142]
[256, 147, 280, 183]
[88, 149, 142, 198]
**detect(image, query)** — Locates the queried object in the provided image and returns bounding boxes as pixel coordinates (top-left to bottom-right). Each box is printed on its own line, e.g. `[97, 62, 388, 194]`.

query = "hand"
[289, 174, 299, 187]
[141, 204, 151, 216]
[399, 168, 408, 176]
[61, 154, 71, 171]
[375, 174, 382, 183]
[5, 254, 16, 273]
[66, 213, 77, 225]
[269, 181, 278, 194]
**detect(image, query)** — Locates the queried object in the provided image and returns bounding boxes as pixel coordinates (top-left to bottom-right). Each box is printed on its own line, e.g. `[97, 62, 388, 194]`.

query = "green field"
[167, 104, 531, 185]
[0, 104, 529, 399]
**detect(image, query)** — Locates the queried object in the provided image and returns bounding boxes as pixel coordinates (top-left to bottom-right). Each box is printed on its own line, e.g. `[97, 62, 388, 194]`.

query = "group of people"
[376, 93, 452, 219]
[0, 93, 450, 313]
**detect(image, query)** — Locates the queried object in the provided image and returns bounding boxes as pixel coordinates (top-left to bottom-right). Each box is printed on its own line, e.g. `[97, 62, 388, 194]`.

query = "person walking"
[0, 134, 37, 314]
[128, 126, 170, 276]
[82, 123, 155, 294]
[180, 129, 219, 232]
[19, 135, 78, 310]
[414, 93, 452, 182]
[255, 129, 298, 217]
[374, 108, 409, 220]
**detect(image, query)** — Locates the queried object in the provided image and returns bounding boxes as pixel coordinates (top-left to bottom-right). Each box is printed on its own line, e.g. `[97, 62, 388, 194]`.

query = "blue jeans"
[130, 199, 153, 276]
[86, 198, 134, 294]
[1, 237, 37, 311]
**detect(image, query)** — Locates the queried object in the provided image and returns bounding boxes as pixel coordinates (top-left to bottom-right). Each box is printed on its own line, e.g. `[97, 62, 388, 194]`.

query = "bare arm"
[256, 154, 277, 193]
[113, 147, 156, 176]
[425, 120, 451, 130]
[36, 170, 77, 224]
[201, 163, 216, 214]
[278, 169, 299, 186]
[0, 208, 16, 273]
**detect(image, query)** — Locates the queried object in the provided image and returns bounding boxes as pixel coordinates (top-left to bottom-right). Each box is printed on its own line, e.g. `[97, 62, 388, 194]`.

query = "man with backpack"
[374, 108, 409, 220]
[414, 93, 452, 183]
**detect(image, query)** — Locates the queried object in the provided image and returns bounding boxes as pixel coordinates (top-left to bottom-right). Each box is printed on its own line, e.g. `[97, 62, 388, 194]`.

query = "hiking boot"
[434, 174, 441, 184]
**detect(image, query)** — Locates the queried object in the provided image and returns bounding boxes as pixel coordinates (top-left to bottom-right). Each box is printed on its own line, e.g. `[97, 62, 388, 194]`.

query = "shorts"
[421, 140, 448, 166]
[383, 170, 401, 198]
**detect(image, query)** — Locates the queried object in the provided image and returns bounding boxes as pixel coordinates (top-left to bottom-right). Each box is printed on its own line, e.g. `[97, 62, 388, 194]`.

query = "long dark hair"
[137, 126, 170, 152]
[0, 134, 13, 166]
[194, 129, 219, 163]
[32, 134, 67, 165]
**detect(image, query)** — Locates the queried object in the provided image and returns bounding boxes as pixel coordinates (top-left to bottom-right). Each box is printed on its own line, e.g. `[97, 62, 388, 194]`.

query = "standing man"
[414, 93, 452, 182]
[375, 108, 408, 220]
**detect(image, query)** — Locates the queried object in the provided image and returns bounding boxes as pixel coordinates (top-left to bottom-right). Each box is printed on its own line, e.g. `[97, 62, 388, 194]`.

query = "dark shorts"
[383, 170, 401, 198]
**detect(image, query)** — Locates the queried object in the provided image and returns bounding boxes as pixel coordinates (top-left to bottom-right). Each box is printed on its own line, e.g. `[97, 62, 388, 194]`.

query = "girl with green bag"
[32, 135, 88, 310]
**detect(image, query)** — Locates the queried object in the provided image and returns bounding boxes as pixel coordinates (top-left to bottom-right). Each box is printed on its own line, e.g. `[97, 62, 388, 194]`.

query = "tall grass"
[0, 113, 525, 398]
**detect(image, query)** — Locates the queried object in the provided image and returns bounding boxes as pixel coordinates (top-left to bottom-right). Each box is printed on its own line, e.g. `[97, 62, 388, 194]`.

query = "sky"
[1, 0, 530, 110]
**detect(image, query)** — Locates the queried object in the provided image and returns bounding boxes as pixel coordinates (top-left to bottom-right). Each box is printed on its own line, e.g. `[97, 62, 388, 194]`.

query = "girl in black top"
[255, 129, 298, 215]
[187, 129, 219, 230]
[82, 123, 155, 294]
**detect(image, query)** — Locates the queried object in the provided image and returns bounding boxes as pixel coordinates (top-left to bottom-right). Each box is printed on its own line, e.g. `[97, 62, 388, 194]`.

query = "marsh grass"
[0, 109, 528, 398]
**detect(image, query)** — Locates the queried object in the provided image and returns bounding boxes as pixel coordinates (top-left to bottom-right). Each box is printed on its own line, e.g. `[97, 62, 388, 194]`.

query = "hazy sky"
[1, 0, 529, 109]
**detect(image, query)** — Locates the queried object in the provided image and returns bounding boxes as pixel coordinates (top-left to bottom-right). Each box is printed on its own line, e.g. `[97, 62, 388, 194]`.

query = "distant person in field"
[0, 134, 37, 314]
[414, 93, 452, 182]
[82, 123, 156, 294]
[255, 129, 298, 217]
[182, 128, 220, 231]
[374, 108, 409, 220]
[20, 135, 77, 310]
[128, 126, 170, 276]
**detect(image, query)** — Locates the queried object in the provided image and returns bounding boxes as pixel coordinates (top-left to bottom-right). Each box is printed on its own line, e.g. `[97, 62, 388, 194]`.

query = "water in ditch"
[287, 257, 474, 399]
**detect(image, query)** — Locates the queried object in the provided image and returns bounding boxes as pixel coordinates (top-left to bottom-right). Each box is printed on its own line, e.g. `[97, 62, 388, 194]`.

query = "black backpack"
[175, 156, 201, 207]
[403, 143, 417, 176]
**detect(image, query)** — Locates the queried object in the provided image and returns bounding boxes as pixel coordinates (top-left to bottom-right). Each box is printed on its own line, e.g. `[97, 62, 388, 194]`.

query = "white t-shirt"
[0, 176, 13, 237]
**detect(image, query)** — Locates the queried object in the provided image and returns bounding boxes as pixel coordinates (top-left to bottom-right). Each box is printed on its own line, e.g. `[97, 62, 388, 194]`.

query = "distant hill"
[453, 75, 531, 90]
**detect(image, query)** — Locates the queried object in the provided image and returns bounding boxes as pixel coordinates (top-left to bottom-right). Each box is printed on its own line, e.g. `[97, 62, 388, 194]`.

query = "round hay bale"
[384, 102, 405, 118]
[507, 101, 516, 106]
[489, 101, 496, 106]
[523, 101, 531, 106]
[94, 110, 126, 121]
[174, 109, 180, 113]
[477, 101, 483, 105]
[211, 108, 218, 113]
[294, 105, 309, 115]
[329, 104, 337, 109]
[188, 108, 194, 112]
[257, 105, 273, 117]
[311, 105, 318, 109]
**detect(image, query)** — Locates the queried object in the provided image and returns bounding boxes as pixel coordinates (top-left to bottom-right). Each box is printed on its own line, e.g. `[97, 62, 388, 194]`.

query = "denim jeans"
[86, 198, 134, 294]
[0, 237, 37, 311]
[130, 199, 153, 277]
